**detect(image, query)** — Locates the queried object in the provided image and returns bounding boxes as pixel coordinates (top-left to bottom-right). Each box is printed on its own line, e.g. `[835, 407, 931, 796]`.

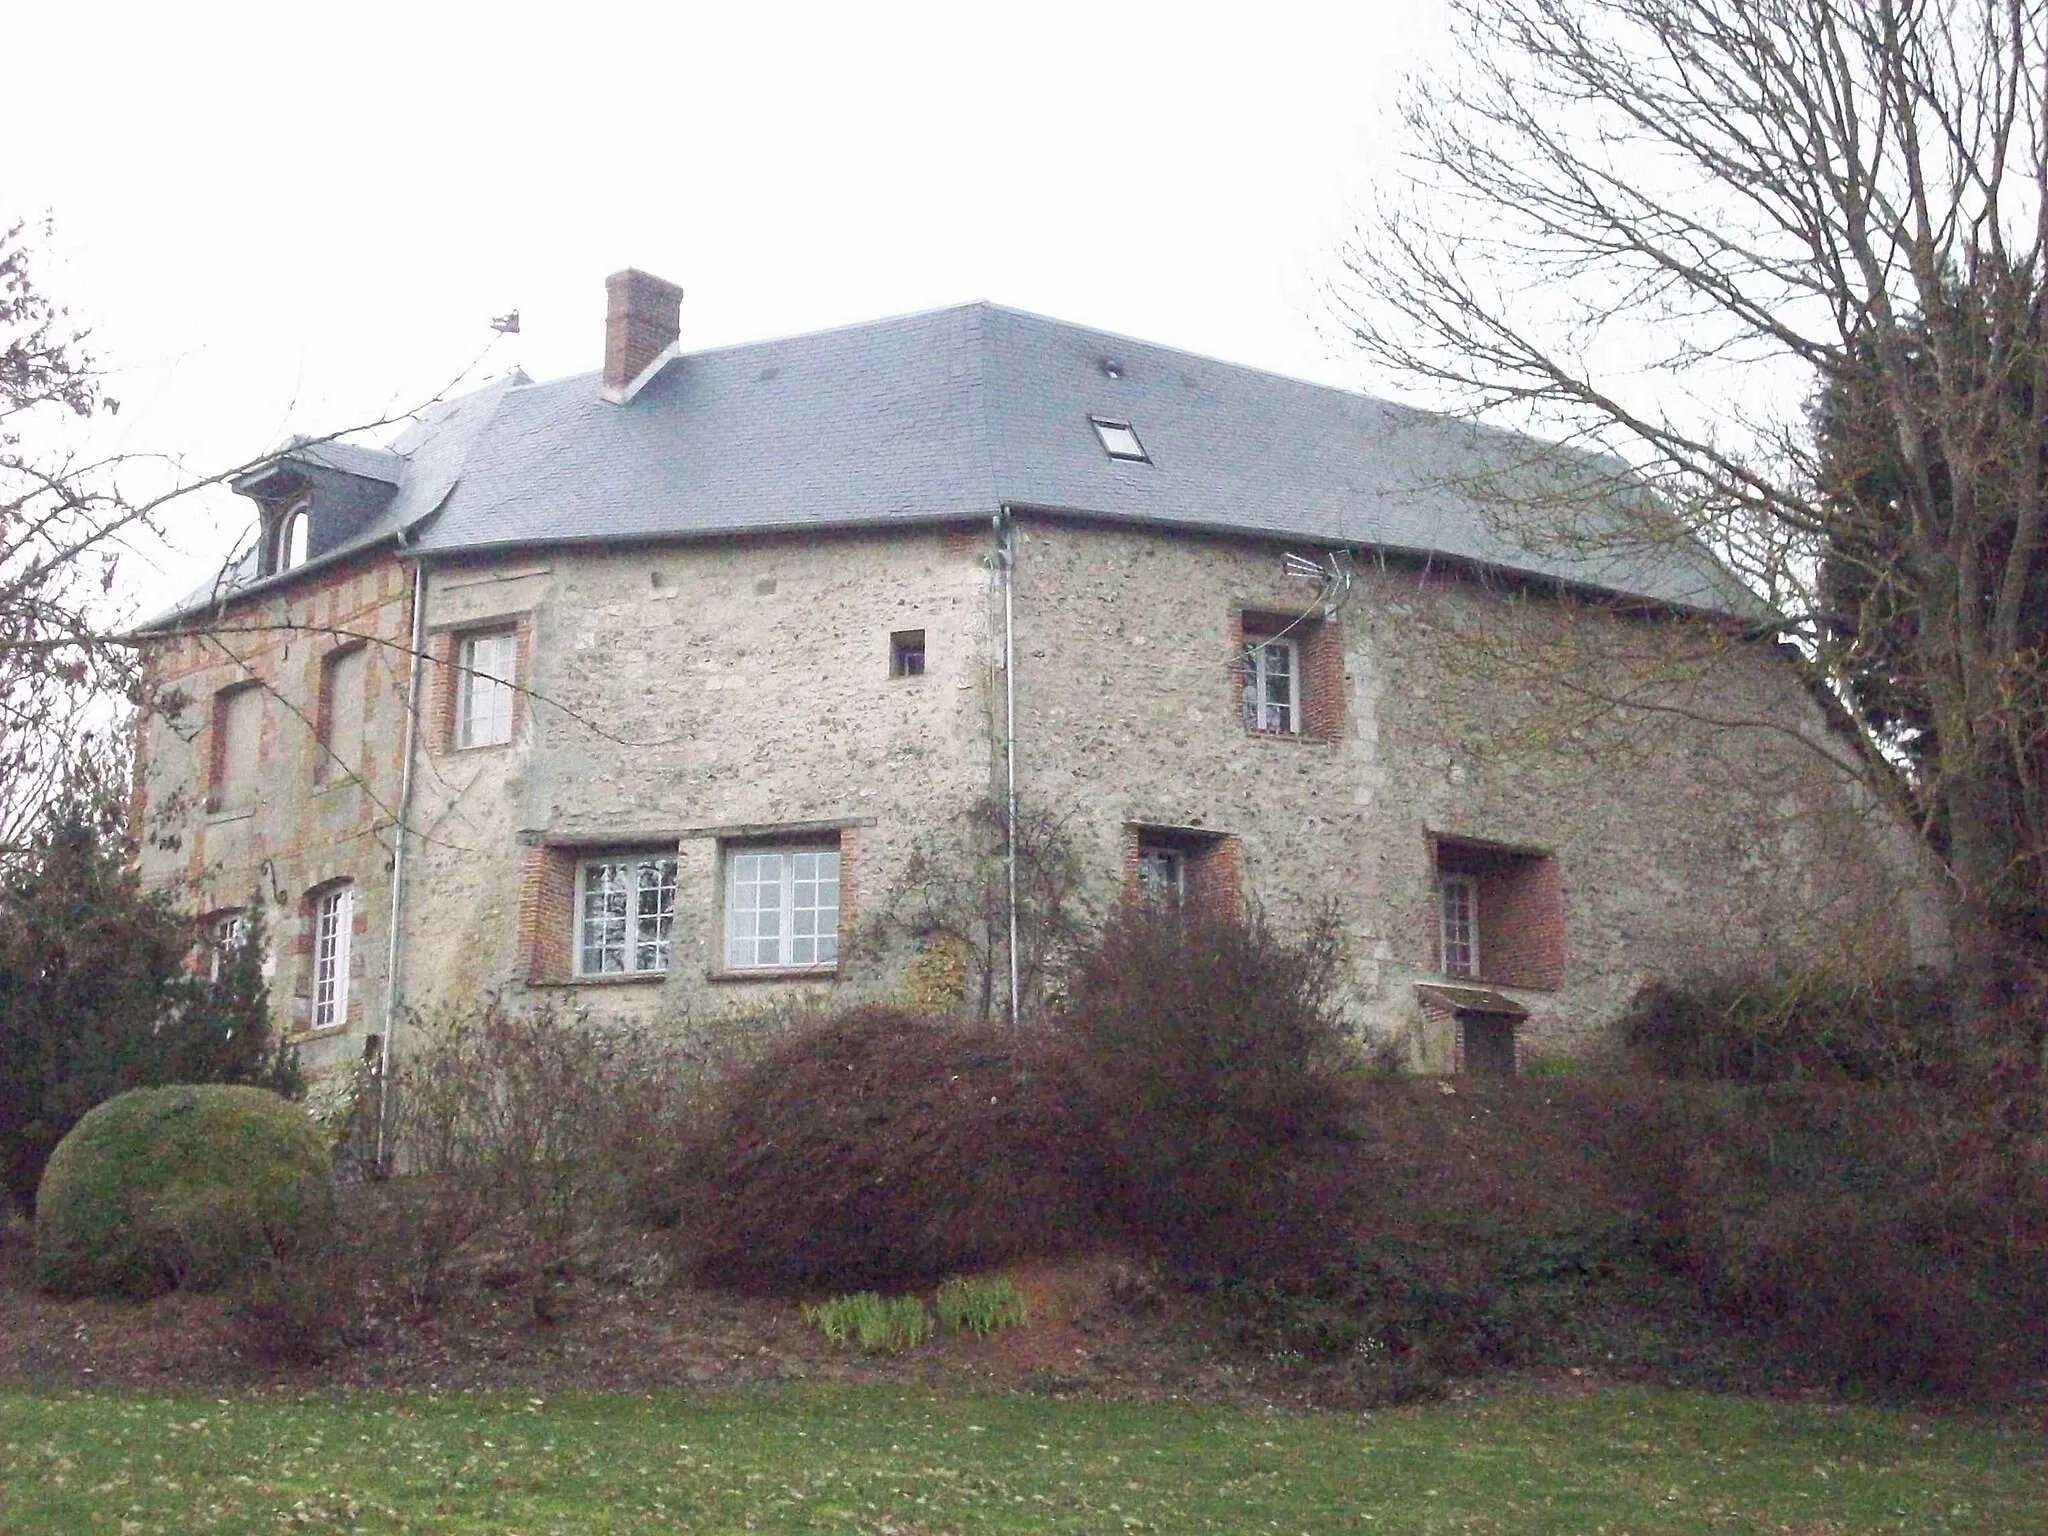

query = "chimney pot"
[604, 268, 685, 396]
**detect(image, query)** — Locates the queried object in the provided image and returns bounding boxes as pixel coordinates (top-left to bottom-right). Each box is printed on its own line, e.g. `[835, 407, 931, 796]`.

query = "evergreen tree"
[0, 809, 296, 1214]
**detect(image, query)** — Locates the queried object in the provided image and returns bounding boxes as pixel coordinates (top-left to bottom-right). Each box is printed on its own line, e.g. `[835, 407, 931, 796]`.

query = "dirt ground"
[0, 1221, 1328, 1407]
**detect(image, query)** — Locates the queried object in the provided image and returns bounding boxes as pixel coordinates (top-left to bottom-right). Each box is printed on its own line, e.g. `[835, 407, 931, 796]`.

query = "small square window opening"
[890, 630, 926, 677]
[576, 855, 677, 976]
[1090, 416, 1150, 462]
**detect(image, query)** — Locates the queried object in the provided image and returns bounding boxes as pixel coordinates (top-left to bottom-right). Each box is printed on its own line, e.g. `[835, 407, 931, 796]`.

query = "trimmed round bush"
[34, 1084, 333, 1297]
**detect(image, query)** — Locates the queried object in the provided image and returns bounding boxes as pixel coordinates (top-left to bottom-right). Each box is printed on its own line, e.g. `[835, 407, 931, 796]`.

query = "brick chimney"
[603, 268, 685, 396]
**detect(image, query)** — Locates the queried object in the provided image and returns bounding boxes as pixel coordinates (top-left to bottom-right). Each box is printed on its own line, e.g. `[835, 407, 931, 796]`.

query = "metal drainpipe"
[374, 555, 426, 1169]
[996, 509, 1021, 1026]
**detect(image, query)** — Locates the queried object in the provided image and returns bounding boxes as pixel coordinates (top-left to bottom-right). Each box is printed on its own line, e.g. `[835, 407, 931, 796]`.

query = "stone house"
[135, 269, 1942, 1080]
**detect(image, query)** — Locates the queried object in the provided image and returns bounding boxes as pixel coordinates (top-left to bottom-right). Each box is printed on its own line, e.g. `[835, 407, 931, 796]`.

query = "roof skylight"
[1090, 416, 1150, 463]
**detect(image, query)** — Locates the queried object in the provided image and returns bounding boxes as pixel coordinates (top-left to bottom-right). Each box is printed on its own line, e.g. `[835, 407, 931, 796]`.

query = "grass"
[936, 1275, 1029, 1337]
[803, 1292, 934, 1352]
[0, 1383, 2039, 1534]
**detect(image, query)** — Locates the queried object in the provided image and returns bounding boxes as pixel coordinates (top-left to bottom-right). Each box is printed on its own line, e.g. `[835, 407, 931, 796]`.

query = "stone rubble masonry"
[391, 527, 998, 1034]
[1005, 514, 1935, 1067]
[135, 510, 1942, 1076]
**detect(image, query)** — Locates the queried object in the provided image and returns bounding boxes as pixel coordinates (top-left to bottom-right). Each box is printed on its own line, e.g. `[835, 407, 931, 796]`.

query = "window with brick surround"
[1236, 610, 1343, 740]
[1431, 837, 1564, 990]
[724, 841, 841, 971]
[1125, 825, 1238, 915]
[454, 630, 517, 749]
[575, 854, 677, 977]
[310, 884, 353, 1030]
[317, 644, 367, 782]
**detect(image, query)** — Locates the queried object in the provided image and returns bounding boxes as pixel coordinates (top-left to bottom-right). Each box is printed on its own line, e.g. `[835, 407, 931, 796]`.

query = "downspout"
[374, 554, 427, 1169]
[995, 509, 1020, 1026]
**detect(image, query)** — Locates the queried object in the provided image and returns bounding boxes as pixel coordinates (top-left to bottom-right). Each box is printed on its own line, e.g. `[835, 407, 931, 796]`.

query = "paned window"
[1242, 636, 1299, 734]
[576, 856, 677, 976]
[1135, 844, 1186, 908]
[725, 845, 840, 970]
[1440, 875, 1478, 979]
[455, 631, 517, 749]
[312, 885, 353, 1029]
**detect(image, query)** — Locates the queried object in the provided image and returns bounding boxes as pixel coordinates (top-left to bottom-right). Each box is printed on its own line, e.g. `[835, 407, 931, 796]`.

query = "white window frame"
[1243, 635, 1300, 734]
[454, 630, 517, 749]
[312, 885, 353, 1029]
[1440, 874, 1479, 979]
[1135, 844, 1187, 909]
[723, 843, 841, 971]
[208, 910, 249, 984]
[275, 506, 310, 573]
[574, 855, 678, 977]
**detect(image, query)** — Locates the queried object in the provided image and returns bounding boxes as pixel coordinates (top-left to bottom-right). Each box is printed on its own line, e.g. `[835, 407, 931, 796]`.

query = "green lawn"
[1, 1383, 2038, 1534]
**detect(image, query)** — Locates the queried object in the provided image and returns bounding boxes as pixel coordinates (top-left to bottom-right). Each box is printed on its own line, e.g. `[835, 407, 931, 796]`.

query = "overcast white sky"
[13, 0, 1449, 612]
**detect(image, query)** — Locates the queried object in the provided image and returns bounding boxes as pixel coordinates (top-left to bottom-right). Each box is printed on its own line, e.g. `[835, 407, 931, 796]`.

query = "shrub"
[1053, 905, 1356, 1274]
[1619, 971, 1947, 1083]
[936, 1274, 1029, 1337]
[369, 998, 701, 1316]
[687, 1006, 1091, 1293]
[0, 810, 297, 1215]
[1661, 1081, 2048, 1397]
[804, 1292, 933, 1352]
[33, 1084, 332, 1298]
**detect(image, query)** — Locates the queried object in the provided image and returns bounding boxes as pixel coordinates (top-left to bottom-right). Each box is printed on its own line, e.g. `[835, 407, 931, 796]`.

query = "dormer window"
[273, 504, 310, 574]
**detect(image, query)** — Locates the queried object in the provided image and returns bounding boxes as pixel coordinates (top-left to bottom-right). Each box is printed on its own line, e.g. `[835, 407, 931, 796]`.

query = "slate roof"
[161, 302, 1753, 622]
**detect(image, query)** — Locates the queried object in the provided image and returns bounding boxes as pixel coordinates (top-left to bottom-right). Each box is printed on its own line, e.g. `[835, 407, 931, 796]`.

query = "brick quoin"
[515, 844, 578, 983]
[835, 827, 858, 950]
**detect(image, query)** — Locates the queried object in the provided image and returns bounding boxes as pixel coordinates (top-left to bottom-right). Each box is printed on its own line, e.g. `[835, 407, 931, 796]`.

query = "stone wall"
[136, 512, 1943, 1075]
[392, 525, 1001, 1034]
[1007, 515, 1939, 1065]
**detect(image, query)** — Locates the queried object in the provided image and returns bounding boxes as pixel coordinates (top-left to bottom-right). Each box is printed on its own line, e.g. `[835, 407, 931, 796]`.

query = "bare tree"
[0, 219, 142, 852]
[0, 220, 529, 862]
[1336, 0, 2048, 1055]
